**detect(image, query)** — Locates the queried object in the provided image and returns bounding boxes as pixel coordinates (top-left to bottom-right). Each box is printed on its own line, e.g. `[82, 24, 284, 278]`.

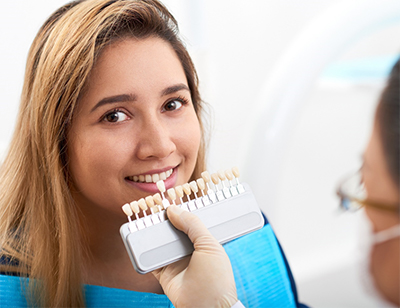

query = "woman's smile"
[125, 166, 178, 194]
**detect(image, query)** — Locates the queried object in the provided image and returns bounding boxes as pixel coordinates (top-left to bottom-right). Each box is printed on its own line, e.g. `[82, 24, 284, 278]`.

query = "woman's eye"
[163, 99, 184, 112]
[103, 110, 128, 123]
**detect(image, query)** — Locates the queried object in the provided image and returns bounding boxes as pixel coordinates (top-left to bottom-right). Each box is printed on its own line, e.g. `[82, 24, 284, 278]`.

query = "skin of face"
[362, 119, 400, 305]
[67, 36, 201, 227]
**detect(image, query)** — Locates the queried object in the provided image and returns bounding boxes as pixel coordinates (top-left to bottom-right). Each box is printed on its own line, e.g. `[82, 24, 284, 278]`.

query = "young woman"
[0, 0, 207, 306]
[156, 58, 400, 307]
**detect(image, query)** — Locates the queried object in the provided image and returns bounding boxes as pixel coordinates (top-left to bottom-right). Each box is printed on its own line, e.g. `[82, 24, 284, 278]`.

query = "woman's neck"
[79, 206, 163, 294]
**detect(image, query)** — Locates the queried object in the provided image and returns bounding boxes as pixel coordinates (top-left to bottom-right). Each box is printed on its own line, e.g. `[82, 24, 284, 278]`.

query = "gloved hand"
[152, 205, 238, 308]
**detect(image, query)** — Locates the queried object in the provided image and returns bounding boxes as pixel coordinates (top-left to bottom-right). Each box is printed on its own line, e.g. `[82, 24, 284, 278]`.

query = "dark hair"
[376, 57, 400, 188]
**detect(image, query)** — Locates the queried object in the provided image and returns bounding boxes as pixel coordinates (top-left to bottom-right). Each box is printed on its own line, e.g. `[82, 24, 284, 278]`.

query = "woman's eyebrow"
[91, 93, 137, 112]
[90, 84, 189, 113]
[161, 83, 190, 96]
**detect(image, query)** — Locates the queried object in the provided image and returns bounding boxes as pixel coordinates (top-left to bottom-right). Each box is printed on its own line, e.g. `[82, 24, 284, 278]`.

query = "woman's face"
[362, 120, 399, 304]
[68, 37, 201, 219]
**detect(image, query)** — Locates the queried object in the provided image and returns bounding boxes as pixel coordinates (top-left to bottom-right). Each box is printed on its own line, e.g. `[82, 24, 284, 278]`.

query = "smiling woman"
[0, 0, 206, 306]
[68, 35, 203, 291]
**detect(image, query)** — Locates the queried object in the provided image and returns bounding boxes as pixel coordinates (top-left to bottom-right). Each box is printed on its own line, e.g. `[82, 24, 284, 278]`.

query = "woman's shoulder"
[0, 272, 29, 308]
[83, 284, 173, 308]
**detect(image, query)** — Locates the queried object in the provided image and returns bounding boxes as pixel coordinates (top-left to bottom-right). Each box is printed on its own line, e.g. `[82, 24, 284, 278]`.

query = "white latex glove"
[152, 205, 238, 308]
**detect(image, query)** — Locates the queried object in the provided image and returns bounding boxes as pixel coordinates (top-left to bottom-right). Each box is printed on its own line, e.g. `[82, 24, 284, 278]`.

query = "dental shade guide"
[120, 167, 263, 274]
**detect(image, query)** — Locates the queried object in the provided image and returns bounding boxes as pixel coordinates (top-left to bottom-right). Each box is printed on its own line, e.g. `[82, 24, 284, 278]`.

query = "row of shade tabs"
[122, 167, 246, 232]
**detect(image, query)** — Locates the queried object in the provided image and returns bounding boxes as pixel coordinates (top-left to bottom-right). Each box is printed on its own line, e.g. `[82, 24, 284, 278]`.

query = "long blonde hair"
[0, 0, 207, 306]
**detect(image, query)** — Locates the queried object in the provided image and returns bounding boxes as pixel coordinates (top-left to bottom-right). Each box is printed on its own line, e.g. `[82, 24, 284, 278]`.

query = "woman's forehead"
[78, 37, 188, 107]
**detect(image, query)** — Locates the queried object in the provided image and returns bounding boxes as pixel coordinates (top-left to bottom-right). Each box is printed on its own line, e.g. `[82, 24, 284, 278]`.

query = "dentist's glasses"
[336, 169, 399, 213]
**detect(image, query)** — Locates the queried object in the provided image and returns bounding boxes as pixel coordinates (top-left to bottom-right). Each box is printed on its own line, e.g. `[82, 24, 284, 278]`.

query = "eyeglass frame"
[336, 169, 399, 213]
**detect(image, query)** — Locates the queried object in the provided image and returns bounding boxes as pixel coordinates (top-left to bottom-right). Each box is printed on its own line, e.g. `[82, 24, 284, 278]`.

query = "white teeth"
[152, 174, 160, 182]
[159, 172, 166, 180]
[129, 168, 174, 183]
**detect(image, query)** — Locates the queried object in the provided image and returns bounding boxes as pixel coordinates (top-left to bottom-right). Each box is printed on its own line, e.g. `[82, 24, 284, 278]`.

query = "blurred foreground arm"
[152, 205, 240, 308]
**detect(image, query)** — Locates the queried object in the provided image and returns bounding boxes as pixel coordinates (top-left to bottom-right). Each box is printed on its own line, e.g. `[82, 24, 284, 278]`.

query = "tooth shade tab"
[175, 185, 184, 198]
[232, 166, 243, 186]
[122, 203, 133, 217]
[196, 178, 209, 203]
[138, 198, 148, 211]
[202, 171, 215, 201]
[232, 167, 240, 178]
[156, 180, 166, 193]
[167, 188, 176, 200]
[145, 196, 155, 207]
[196, 178, 205, 191]
[217, 170, 226, 181]
[231, 167, 245, 194]
[189, 181, 198, 193]
[211, 173, 225, 201]
[211, 173, 220, 185]
[183, 183, 191, 195]
[225, 170, 234, 181]
[201, 171, 211, 183]
[152, 173, 160, 183]
[153, 193, 166, 212]
[130, 201, 140, 214]
[153, 193, 162, 206]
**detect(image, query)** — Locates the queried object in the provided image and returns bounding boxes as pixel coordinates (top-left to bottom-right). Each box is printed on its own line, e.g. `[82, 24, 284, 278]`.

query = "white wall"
[1, 1, 399, 307]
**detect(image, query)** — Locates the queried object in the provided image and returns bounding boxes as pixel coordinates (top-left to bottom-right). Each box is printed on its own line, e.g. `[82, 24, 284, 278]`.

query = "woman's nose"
[135, 117, 176, 160]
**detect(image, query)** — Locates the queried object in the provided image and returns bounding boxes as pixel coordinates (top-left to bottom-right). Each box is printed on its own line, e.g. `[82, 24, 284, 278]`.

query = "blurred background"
[1, 0, 399, 307]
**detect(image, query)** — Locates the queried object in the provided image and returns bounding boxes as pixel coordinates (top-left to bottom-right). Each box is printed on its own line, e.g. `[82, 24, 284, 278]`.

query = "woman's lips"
[125, 167, 178, 193]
